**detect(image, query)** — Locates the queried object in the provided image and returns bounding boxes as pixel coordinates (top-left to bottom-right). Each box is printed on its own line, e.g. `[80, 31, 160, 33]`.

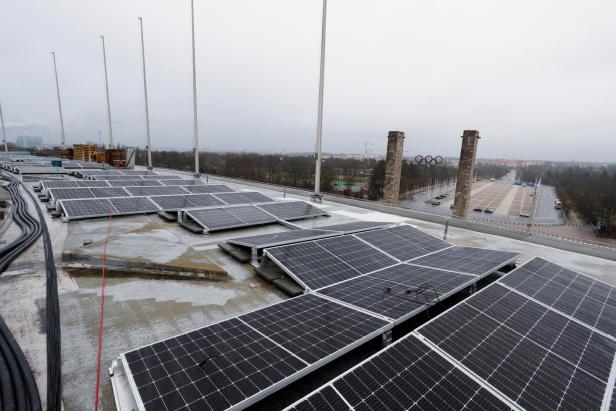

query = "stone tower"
[383, 131, 405, 203]
[453, 130, 481, 218]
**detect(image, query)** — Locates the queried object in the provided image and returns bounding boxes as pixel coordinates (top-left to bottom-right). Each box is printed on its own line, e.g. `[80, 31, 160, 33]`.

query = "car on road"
[473, 207, 483, 212]
[519, 212, 530, 217]
[431, 201, 441, 206]
[484, 208, 494, 214]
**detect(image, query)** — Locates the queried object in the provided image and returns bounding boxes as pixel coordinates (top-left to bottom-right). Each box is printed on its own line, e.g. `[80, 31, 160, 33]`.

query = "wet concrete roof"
[1, 168, 615, 409]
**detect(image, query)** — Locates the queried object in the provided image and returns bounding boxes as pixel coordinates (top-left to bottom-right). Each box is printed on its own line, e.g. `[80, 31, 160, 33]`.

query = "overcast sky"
[1, 0, 615, 161]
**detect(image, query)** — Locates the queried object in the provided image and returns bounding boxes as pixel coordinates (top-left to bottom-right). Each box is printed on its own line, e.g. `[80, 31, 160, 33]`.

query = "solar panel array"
[290, 257, 616, 411]
[264, 225, 464, 291]
[185, 206, 278, 231]
[293, 258, 616, 410]
[121, 294, 390, 410]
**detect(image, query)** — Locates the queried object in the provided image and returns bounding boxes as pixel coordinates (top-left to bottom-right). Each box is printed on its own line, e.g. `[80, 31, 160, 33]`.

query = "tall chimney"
[383, 131, 405, 203]
[453, 130, 481, 217]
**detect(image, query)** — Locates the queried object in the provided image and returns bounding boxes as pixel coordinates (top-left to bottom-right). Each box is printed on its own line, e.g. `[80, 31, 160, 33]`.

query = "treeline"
[520, 164, 616, 234]
[476, 165, 511, 180]
[136, 149, 513, 201]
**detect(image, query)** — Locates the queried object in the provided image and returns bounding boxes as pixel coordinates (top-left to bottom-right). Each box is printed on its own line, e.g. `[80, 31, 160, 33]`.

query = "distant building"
[15, 136, 43, 148]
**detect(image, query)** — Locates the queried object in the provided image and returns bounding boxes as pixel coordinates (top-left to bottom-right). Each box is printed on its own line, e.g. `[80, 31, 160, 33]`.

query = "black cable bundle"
[0, 170, 61, 410]
[0, 171, 43, 410]
[23, 180, 62, 411]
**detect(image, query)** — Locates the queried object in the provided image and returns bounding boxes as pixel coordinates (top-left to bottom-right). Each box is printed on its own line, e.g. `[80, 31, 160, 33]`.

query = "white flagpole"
[51, 52, 66, 147]
[138, 17, 153, 169]
[190, 0, 200, 178]
[101, 35, 114, 148]
[0, 101, 7, 152]
[313, 0, 327, 199]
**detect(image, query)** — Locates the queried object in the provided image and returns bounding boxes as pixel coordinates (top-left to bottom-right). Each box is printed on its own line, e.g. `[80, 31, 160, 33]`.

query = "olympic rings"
[414, 155, 443, 165]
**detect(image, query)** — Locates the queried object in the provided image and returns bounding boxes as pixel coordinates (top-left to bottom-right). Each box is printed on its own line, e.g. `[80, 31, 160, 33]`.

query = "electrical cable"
[0, 169, 62, 410]
[0, 170, 43, 411]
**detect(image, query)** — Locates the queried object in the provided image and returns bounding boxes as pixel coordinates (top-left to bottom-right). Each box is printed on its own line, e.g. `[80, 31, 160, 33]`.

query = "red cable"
[94, 203, 113, 411]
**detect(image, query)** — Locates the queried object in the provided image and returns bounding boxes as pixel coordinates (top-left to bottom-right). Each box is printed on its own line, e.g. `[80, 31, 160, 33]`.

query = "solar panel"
[409, 246, 519, 276]
[288, 335, 509, 411]
[315, 236, 397, 274]
[121, 294, 389, 410]
[240, 294, 388, 364]
[59, 196, 159, 220]
[316, 221, 394, 234]
[160, 179, 204, 186]
[89, 187, 130, 198]
[417, 283, 616, 410]
[149, 195, 197, 211]
[225, 205, 277, 224]
[183, 194, 226, 208]
[356, 225, 452, 261]
[318, 264, 477, 321]
[185, 206, 277, 232]
[107, 179, 162, 187]
[500, 257, 616, 337]
[265, 241, 361, 290]
[215, 192, 273, 205]
[256, 201, 328, 221]
[108, 197, 160, 214]
[123, 317, 306, 410]
[41, 180, 110, 190]
[60, 198, 114, 220]
[183, 184, 234, 194]
[48, 188, 95, 201]
[149, 194, 225, 211]
[124, 186, 189, 196]
[227, 229, 337, 249]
